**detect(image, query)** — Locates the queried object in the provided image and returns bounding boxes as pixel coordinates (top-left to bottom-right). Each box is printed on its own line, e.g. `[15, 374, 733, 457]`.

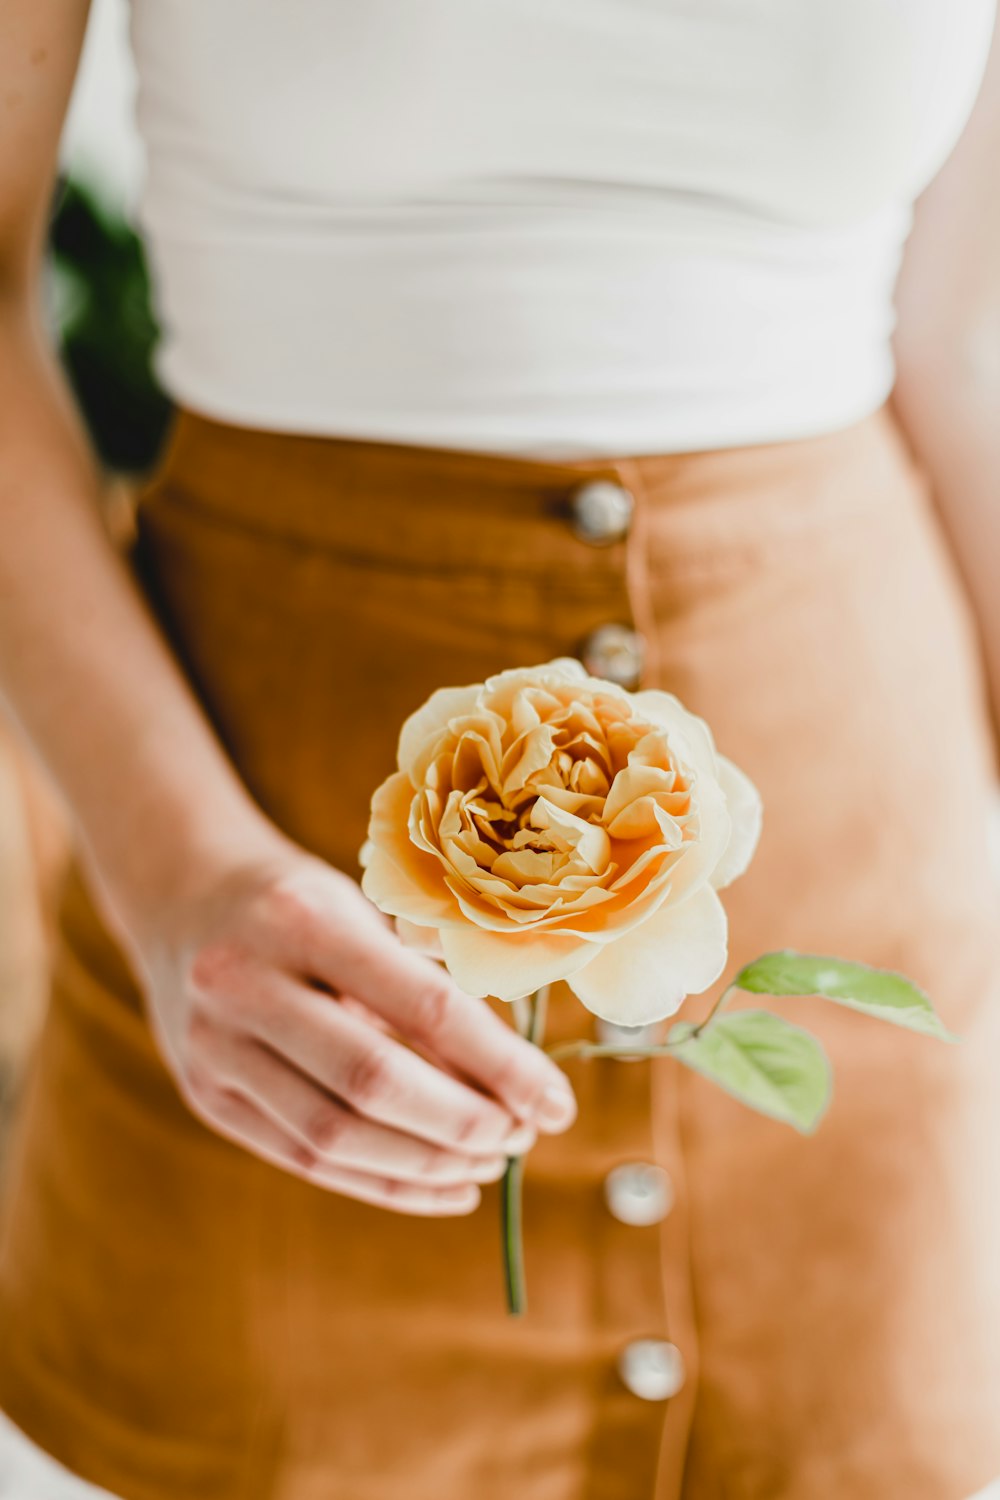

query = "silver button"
[618, 1339, 686, 1401]
[595, 1017, 663, 1058]
[604, 1163, 674, 1227]
[579, 623, 645, 690]
[568, 479, 635, 545]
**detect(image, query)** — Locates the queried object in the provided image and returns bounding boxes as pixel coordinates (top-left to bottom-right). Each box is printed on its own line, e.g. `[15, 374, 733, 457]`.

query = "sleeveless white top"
[129, 0, 996, 458]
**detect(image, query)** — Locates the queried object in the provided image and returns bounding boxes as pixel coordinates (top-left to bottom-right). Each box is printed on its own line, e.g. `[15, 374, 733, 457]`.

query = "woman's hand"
[130, 838, 578, 1216]
[0, 0, 577, 1219]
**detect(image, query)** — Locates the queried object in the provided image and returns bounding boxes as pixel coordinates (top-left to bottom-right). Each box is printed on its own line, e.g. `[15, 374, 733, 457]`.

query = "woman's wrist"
[82, 779, 298, 968]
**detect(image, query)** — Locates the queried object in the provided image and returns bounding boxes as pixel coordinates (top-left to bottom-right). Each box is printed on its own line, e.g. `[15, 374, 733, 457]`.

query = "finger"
[190, 1083, 484, 1216]
[335, 994, 394, 1034]
[210, 963, 538, 1157]
[390, 983, 577, 1132]
[196, 1021, 510, 1187]
[299, 917, 578, 1131]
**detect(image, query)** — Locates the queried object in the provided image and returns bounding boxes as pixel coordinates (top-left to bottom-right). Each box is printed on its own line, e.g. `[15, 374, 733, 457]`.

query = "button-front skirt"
[1, 405, 999, 1499]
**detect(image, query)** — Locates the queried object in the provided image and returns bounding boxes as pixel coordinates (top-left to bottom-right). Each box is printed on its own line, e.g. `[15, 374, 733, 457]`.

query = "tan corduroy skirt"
[1, 404, 999, 1500]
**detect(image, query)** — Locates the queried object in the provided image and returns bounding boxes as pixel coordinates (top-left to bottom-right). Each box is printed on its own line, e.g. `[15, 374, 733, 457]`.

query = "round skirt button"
[568, 479, 635, 545]
[604, 1163, 674, 1226]
[579, 622, 645, 689]
[618, 1339, 686, 1401]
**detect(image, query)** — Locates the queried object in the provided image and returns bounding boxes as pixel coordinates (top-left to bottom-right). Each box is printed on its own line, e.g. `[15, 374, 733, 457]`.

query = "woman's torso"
[129, 0, 997, 457]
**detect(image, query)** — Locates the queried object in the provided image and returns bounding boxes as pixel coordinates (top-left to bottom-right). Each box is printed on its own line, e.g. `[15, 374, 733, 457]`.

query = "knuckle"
[421, 1147, 465, 1184]
[303, 1101, 346, 1155]
[261, 879, 316, 937]
[188, 940, 247, 1000]
[488, 1052, 536, 1107]
[290, 1142, 320, 1173]
[377, 1175, 410, 1203]
[264, 868, 356, 944]
[407, 974, 455, 1038]
[182, 1071, 225, 1120]
[452, 1108, 495, 1150]
[340, 1044, 394, 1111]
[418, 1146, 449, 1181]
[260, 873, 368, 977]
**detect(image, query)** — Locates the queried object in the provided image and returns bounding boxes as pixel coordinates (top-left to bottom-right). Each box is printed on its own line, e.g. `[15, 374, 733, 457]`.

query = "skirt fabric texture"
[0, 404, 999, 1500]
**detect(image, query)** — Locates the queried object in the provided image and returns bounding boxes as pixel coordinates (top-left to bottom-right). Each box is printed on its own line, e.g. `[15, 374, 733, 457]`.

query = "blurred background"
[0, 0, 168, 1169]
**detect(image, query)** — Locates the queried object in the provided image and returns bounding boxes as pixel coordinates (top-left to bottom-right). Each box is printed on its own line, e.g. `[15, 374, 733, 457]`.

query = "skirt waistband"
[137, 401, 929, 577]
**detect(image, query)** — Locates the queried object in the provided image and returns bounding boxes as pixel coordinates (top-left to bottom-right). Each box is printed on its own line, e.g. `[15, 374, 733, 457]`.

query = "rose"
[362, 659, 947, 1318]
[361, 658, 762, 1025]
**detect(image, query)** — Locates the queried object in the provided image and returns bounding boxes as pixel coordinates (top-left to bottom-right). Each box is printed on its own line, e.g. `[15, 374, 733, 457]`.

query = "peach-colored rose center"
[411, 687, 695, 930]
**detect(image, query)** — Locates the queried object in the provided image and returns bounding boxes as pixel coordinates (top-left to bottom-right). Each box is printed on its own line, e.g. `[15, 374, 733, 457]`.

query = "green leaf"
[731, 950, 958, 1042]
[668, 1011, 832, 1134]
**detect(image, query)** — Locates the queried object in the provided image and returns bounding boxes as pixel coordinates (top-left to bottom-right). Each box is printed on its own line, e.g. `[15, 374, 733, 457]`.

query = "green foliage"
[668, 1011, 832, 1133]
[732, 950, 957, 1041]
[48, 177, 172, 473]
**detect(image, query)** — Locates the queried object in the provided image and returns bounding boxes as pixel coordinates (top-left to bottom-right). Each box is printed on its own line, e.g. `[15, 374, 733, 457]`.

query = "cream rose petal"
[482, 658, 591, 698]
[629, 690, 720, 778]
[601, 766, 729, 916]
[394, 917, 446, 960]
[438, 923, 595, 1002]
[364, 772, 467, 919]
[566, 884, 729, 1025]
[711, 754, 764, 890]
[360, 846, 462, 926]
[397, 684, 483, 778]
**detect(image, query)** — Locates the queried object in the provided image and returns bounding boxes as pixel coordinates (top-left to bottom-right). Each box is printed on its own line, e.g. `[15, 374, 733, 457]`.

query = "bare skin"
[889, 12, 1000, 755]
[1, 3, 997, 1213]
[0, 0, 576, 1218]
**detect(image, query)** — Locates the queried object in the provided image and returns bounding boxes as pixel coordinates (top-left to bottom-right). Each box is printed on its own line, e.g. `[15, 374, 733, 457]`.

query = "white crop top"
[129, 0, 997, 458]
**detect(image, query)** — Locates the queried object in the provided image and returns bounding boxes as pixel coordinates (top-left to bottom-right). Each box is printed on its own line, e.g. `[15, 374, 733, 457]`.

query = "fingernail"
[536, 1084, 577, 1131]
[453, 1185, 481, 1211]
[472, 1156, 509, 1182]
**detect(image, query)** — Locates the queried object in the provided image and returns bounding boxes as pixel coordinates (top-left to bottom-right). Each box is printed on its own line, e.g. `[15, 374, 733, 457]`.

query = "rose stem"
[502, 985, 549, 1317]
[545, 984, 738, 1063]
[688, 981, 737, 1038]
[501, 1156, 526, 1316]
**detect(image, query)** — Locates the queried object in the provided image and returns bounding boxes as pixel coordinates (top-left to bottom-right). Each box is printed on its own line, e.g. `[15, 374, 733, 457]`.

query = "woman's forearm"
[887, 15, 1000, 760]
[0, 295, 576, 1199]
[0, 294, 284, 949]
[0, 0, 580, 1207]
[888, 349, 1000, 754]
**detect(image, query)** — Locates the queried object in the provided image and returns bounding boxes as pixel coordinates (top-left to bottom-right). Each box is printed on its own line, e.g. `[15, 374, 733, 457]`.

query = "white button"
[579, 623, 645, 689]
[618, 1339, 686, 1401]
[595, 1017, 663, 1058]
[604, 1163, 674, 1227]
[568, 479, 635, 545]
